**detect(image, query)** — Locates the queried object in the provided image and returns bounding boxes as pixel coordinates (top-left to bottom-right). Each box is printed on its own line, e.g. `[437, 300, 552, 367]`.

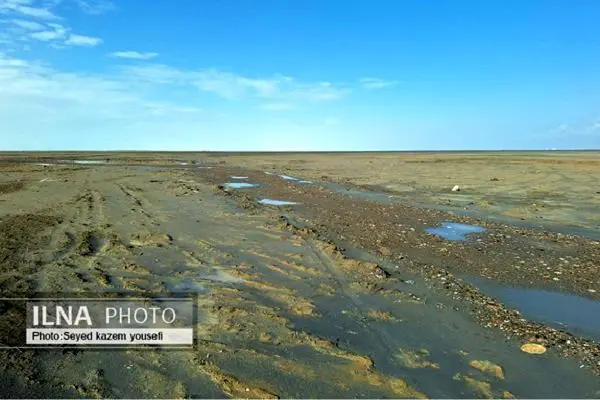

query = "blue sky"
[1, 0, 599, 151]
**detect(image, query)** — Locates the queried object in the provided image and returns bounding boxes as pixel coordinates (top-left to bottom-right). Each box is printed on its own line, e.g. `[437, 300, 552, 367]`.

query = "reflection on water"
[280, 175, 300, 181]
[464, 276, 600, 341]
[224, 182, 258, 189]
[258, 198, 297, 206]
[425, 222, 486, 241]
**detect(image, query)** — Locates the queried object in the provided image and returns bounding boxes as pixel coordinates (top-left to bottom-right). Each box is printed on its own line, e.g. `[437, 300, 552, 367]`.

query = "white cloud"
[0, 0, 58, 19]
[29, 22, 66, 40]
[65, 33, 102, 46]
[119, 65, 350, 104]
[0, 53, 204, 137]
[0, 1, 105, 48]
[11, 18, 45, 30]
[73, 0, 115, 14]
[359, 77, 397, 89]
[192, 69, 280, 99]
[109, 51, 159, 60]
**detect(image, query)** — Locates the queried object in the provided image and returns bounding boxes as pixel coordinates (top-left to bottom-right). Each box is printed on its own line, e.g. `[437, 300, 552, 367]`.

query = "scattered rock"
[379, 246, 392, 256]
[469, 360, 505, 379]
[462, 376, 493, 399]
[451, 185, 461, 192]
[520, 343, 547, 354]
[490, 177, 500, 182]
[373, 266, 390, 279]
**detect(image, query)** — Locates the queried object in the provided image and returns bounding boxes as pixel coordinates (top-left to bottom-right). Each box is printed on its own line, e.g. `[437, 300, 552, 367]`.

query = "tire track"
[308, 240, 398, 356]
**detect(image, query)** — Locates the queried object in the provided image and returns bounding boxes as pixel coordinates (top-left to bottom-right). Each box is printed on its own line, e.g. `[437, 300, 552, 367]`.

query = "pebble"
[373, 266, 390, 279]
[521, 343, 547, 354]
[452, 185, 461, 192]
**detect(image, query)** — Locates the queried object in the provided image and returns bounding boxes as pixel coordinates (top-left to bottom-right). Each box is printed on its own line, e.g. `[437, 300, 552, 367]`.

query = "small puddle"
[464, 276, 600, 341]
[258, 198, 297, 206]
[325, 182, 600, 240]
[73, 160, 107, 165]
[280, 174, 300, 181]
[297, 180, 313, 184]
[230, 176, 248, 179]
[425, 221, 486, 241]
[224, 182, 258, 189]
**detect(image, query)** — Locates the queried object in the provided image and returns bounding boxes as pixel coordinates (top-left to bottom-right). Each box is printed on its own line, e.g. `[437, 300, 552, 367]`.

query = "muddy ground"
[0, 153, 599, 399]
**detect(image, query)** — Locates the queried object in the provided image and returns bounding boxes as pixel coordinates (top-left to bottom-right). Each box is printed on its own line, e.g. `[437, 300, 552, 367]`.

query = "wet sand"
[0, 152, 599, 398]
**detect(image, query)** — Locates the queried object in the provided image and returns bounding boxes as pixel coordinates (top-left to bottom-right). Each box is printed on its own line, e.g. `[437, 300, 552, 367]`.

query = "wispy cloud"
[65, 33, 102, 46]
[29, 22, 66, 41]
[120, 65, 350, 104]
[109, 51, 159, 60]
[0, 0, 58, 19]
[73, 0, 115, 15]
[0, 0, 105, 48]
[11, 18, 45, 30]
[359, 77, 398, 89]
[0, 52, 215, 150]
[0, 52, 203, 124]
[192, 69, 281, 99]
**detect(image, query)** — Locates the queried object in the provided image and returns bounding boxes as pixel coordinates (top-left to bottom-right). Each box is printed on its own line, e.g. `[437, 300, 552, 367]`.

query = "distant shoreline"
[1, 149, 599, 155]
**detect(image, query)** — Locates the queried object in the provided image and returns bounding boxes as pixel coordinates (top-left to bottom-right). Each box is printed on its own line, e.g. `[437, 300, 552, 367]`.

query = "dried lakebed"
[0, 159, 598, 398]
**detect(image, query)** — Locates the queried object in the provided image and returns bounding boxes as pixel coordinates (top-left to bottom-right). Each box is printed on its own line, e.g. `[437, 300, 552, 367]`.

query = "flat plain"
[0, 151, 599, 398]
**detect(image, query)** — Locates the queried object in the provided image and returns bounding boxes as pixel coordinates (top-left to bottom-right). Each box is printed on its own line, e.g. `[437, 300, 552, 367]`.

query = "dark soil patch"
[0, 213, 62, 398]
[0, 181, 25, 195]
[0, 213, 60, 292]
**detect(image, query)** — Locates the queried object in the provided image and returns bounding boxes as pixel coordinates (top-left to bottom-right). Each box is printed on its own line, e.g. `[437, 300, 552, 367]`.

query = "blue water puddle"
[276, 174, 313, 184]
[279, 174, 300, 181]
[426, 221, 486, 241]
[258, 198, 297, 206]
[230, 176, 248, 179]
[57, 159, 107, 165]
[464, 276, 600, 341]
[224, 182, 258, 189]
